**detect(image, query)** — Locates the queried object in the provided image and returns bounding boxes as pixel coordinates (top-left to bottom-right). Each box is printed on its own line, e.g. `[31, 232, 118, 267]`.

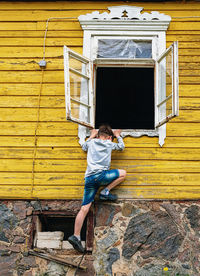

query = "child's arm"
[112, 129, 125, 151]
[82, 129, 98, 151]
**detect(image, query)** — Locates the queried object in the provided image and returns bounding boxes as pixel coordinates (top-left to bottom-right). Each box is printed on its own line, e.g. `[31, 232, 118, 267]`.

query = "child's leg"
[106, 169, 126, 191]
[100, 169, 126, 200]
[74, 202, 92, 237]
[68, 174, 99, 252]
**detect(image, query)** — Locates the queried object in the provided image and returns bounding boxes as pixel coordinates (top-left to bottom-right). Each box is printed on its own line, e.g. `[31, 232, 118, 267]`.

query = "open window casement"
[63, 45, 94, 128]
[155, 41, 179, 128]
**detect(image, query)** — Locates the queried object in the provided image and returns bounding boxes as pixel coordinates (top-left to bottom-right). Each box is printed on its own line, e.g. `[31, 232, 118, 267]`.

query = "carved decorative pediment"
[78, 5, 171, 21]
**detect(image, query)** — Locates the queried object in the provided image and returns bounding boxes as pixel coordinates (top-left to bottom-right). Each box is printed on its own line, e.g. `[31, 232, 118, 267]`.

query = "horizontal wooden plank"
[32, 185, 83, 199]
[1, 1, 200, 10]
[0, 70, 200, 84]
[0, 96, 199, 109]
[0, 122, 199, 136]
[0, 108, 67, 122]
[37, 136, 200, 148]
[0, 147, 200, 161]
[0, 83, 65, 95]
[167, 35, 200, 42]
[36, 147, 200, 161]
[0, 46, 82, 58]
[116, 186, 200, 200]
[0, 30, 83, 38]
[1, 21, 200, 33]
[0, 38, 199, 48]
[0, 108, 199, 123]
[1, 10, 200, 22]
[180, 85, 200, 97]
[0, 136, 200, 148]
[0, 21, 80, 31]
[1, 184, 200, 200]
[179, 56, 200, 63]
[1, 83, 199, 97]
[0, 122, 78, 135]
[0, 10, 102, 21]
[180, 98, 200, 110]
[175, 110, 200, 123]
[1, 159, 199, 173]
[32, 185, 200, 200]
[1, 60, 200, 73]
[0, 186, 31, 199]
[1, 58, 200, 71]
[35, 159, 200, 173]
[0, 37, 83, 46]
[0, 22, 37, 31]
[0, 172, 200, 187]
[34, 172, 200, 186]
[0, 46, 200, 59]
[0, 172, 32, 184]
[0, 31, 198, 41]
[166, 122, 200, 137]
[169, 22, 200, 31]
[167, 42, 200, 49]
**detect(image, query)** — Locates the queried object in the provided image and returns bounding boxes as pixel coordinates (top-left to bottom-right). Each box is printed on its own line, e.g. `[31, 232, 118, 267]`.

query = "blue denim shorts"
[82, 169, 120, 206]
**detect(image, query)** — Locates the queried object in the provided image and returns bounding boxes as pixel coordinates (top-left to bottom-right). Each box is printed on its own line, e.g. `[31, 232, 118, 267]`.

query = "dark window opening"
[95, 67, 154, 129]
[39, 215, 87, 241]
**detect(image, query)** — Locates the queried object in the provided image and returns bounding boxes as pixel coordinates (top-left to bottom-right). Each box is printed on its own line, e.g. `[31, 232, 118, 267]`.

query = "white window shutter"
[155, 41, 179, 128]
[63, 46, 94, 128]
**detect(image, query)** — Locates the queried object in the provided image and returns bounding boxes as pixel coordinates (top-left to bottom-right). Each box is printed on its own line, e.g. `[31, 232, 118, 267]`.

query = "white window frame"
[65, 5, 177, 146]
[63, 45, 94, 129]
[155, 41, 179, 127]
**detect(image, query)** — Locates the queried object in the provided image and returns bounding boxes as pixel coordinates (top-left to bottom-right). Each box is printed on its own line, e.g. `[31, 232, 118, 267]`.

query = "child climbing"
[68, 125, 126, 253]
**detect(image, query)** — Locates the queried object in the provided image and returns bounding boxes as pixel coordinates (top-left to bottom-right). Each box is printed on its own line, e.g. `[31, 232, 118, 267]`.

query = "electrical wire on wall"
[31, 69, 44, 198]
[31, 17, 78, 198]
[39, 17, 77, 68]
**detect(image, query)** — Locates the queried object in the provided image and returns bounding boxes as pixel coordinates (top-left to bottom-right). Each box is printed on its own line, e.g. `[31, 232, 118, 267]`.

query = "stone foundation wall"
[93, 201, 200, 276]
[0, 200, 200, 276]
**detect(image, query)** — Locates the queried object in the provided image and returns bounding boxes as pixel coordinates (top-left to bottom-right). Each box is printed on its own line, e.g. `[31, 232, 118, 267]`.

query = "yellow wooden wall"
[0, 1, 200, 199]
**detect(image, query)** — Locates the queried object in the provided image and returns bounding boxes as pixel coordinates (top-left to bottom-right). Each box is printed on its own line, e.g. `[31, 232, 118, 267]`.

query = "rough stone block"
[36, 239, 62, 249]
[37, 231, 64, 241]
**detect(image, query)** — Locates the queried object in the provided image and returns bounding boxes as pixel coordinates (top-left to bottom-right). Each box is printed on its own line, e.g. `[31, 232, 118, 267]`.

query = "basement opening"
[31, 210, 94, 252]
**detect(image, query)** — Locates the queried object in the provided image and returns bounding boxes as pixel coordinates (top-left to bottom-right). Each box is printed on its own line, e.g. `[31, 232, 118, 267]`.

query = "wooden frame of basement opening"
[29, 209, 94, 252]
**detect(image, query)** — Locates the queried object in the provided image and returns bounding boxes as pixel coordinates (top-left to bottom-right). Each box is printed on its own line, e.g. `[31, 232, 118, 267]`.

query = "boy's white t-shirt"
[82, 137, 125, 177]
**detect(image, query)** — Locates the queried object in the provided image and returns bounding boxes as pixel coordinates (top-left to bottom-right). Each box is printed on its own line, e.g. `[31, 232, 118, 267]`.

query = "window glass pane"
[97, 39, 152, 58]
[70, 71, 88, 105]
[158, 48, 173, 123]
[69, 55, 87, 75]
[71, 101, 90, 124]
[69, 71, 90, 124]
[166, 50, 173, 117]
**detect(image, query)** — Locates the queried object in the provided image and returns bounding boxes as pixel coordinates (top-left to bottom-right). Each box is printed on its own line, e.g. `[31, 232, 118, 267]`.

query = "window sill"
[121, 129, 159, 138]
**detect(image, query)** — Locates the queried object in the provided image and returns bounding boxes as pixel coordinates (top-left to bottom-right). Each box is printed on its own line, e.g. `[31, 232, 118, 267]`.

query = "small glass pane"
[71, 101, 90, 124]
[69, 55, 87, 75]
[97, 39, 152, 58]
[70, 71, 89, 105]
[157, 47, 173, 123]
[166, 50, 173, 117]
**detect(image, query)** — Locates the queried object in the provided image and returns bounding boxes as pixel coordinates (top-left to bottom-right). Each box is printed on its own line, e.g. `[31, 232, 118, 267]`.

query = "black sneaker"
[68, 235, 85, 253]
[99, 193, 118, 201]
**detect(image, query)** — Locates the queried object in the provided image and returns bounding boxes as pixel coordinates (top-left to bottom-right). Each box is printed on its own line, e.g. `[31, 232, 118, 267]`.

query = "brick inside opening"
[39, 215, 87, 241]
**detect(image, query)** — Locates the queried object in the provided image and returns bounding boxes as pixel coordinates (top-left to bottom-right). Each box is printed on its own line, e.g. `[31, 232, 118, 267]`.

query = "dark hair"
[98, 124, 114, 141]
